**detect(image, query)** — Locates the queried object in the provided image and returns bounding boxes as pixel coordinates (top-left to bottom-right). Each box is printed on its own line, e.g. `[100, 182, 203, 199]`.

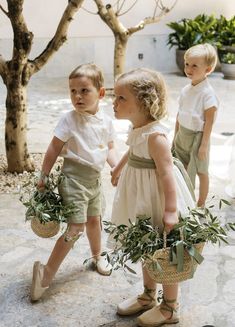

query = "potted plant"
[167, 14, 219, 74]
[216, 15, 235, 56]
[220, 52, 235, 79]
[20, 169, 77, 238]
[215, 15, 235, 80]
[103, 199, 234, 282]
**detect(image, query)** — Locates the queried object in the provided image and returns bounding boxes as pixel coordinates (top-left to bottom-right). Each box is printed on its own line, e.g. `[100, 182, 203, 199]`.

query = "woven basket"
[145, 238, 204, 285]
[31, 217, 60, 238]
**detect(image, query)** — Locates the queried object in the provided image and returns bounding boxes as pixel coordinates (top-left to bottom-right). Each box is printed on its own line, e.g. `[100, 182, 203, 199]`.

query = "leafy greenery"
[20, 169, 77, 224]
[215, 15, 235, 48]
[167, 14, 218, 50]
[167, 14, 235, 50]
[221, 52, 235, 64]
[103, 200, 234, 274]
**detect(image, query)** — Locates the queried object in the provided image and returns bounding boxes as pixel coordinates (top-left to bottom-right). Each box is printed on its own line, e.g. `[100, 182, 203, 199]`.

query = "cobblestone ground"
[0, 73, 235, 327]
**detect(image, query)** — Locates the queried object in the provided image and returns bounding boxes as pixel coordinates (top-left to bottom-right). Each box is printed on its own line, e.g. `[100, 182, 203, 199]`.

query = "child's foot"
[137, 299, 179, 326]
[30, 261, 49, 302]
[117, 288, 156, 316]
[92, 256, 112, 276]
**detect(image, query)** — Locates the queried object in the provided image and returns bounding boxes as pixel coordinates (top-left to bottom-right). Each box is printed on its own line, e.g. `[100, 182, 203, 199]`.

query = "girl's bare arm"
[149, 133, 178, 232]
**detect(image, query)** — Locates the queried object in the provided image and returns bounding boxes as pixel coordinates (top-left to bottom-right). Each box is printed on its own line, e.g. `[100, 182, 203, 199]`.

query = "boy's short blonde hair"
[116, 68, 167, 122]
[69, 63, 104, 90]
[184, 43, 217, 71]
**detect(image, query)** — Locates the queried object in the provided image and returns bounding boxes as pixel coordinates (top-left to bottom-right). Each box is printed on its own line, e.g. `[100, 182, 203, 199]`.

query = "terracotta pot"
[176, 49, 186, 75]
[221, 63, 235, 80]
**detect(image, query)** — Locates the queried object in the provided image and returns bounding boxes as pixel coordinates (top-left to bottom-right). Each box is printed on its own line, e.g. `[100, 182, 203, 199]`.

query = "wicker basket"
[31, 217, 60, 238]
[145, 233, 204, 285]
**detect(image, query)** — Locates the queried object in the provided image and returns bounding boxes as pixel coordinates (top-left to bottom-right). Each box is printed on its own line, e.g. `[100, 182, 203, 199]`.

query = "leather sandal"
[30, 261, 49, 302]
[92, 256, 112, 276]
[117, 287, 156, 316]
[137, 297, 179, 326]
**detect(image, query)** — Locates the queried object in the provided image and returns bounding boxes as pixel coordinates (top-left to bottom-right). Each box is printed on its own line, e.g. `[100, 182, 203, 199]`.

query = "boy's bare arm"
[198, 106, 217, 160]
[41, 136, 65, 176]
[106, 141, 118, 168]
[172, 113, 179, 149]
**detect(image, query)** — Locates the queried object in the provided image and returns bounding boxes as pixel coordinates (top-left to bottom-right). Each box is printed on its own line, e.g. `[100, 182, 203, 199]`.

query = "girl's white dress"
[110, 121, 195, 234]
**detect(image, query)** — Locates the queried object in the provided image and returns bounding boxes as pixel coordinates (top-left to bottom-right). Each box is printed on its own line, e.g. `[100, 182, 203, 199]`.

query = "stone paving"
[0, 73, 235, 327]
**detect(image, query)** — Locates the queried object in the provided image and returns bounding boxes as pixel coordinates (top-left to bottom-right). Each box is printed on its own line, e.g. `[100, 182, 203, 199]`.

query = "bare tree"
[0, 0, 84, 173]
[90, 0, 177, 78]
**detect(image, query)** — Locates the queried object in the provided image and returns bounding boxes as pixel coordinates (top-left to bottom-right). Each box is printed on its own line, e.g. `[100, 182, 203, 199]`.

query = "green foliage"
[167, 14, 235, 50]
[167, 14, 218, 50]
[103, 201, 234, 273]
[20, 169, 77, 224]
[221, 52, 235, 64]
[215, 15, 235, 48]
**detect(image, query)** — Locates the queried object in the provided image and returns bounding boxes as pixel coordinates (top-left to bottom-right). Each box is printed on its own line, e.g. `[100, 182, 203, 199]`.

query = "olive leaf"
[20, 168, 77, 224]
[103, 200, 234, 274]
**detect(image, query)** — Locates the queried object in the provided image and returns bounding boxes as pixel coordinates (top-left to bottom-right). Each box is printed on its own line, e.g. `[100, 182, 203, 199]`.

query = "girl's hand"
[198, 145, 207, 161]
[110, 166, 121, 186]
[163, 211, 178, 233]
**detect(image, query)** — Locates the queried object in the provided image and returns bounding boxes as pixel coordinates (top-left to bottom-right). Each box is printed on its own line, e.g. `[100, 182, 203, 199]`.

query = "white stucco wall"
[0, 0, 234, 84]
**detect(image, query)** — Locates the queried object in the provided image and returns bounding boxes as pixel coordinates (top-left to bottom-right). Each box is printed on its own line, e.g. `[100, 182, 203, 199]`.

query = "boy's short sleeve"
[54, 114, 72, 142]
[204, 92, 219, 111]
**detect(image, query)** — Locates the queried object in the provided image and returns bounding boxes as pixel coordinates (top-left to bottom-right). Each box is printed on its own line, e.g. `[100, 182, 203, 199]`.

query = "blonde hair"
[184, 43, 217, 72]
[69, 63, 104, 90]
[116, 68, 167, 121]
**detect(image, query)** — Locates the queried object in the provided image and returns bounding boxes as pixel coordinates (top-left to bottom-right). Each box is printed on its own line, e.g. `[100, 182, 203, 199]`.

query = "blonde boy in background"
[173, 43, 219, 207]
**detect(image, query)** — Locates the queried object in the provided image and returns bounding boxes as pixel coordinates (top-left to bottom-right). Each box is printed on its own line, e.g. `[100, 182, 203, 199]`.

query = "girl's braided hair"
[116, 68, 167, 121]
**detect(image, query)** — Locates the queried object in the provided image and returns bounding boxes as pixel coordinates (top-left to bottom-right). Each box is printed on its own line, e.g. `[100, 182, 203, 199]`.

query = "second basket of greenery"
[103, 200, 234, 284]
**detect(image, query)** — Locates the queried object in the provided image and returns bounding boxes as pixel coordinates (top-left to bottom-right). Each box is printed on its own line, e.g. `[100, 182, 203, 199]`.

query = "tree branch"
[94, 0, 127, 35]
[30, 0, 84, 75]
[0, 3, 9, 17]
[128, 0, 177, 35]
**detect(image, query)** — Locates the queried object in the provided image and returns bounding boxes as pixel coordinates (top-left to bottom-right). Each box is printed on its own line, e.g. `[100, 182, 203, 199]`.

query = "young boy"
[31, 63, 117, 301]
[173, 43, 219, 207]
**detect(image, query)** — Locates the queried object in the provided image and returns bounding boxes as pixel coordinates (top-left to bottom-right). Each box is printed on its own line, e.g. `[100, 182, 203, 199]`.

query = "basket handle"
[163, 228, 184, 248]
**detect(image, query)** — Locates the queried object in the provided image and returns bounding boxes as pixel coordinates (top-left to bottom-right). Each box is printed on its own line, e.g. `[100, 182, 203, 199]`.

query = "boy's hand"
[37, 172, 48, 192]
[163, 211, 178, 233]
[198, 145, 207, 160]
[110, 167, 121, 186]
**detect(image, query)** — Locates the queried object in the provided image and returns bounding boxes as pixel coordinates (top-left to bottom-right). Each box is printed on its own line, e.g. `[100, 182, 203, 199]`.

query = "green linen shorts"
[58, 159, 103, 224]
[174, 125, 210, 187]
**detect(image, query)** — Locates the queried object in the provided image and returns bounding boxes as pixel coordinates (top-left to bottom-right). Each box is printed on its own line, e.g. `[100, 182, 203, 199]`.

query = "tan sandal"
[137, 297, 179, 326]
[30, 261, 48, 302]
[117, 287, 156, 316]
[93, 256, 112, 276]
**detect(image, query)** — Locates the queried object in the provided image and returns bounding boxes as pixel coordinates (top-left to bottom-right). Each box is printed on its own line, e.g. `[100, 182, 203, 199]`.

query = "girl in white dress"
[110, 68, 195, 327]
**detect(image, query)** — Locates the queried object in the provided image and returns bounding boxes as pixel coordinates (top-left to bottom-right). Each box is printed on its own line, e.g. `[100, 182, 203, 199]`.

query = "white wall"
[0, 0, 234, 84]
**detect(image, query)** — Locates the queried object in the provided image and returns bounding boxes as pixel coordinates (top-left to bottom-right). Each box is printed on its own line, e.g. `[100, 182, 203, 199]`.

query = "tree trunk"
[114, 34, 128, 78]
[5, 80, 34, 172]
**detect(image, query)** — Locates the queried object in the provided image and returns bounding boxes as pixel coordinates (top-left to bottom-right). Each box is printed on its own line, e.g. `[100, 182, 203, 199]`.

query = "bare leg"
[197, 172, 209, 207]
[86, 215, 101, 258]
[161, 284, 178, 318]
[42, 223, 84, 287]
[142, 265, 156, 291]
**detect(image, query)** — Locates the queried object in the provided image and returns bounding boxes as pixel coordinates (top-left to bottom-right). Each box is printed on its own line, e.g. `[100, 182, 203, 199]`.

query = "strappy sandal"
[30, 261, 49, 302]
[117, 287, 156, 316]
[137, 297, 179, 326]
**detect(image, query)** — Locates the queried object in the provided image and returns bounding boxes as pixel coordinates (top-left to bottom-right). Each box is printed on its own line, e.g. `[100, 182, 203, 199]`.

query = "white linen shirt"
[178, 78, 219, 132]
[54, 109, 115, 172]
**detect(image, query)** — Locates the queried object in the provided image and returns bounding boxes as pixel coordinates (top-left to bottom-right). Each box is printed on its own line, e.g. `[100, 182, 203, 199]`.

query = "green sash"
[128, 152, 196, 201]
